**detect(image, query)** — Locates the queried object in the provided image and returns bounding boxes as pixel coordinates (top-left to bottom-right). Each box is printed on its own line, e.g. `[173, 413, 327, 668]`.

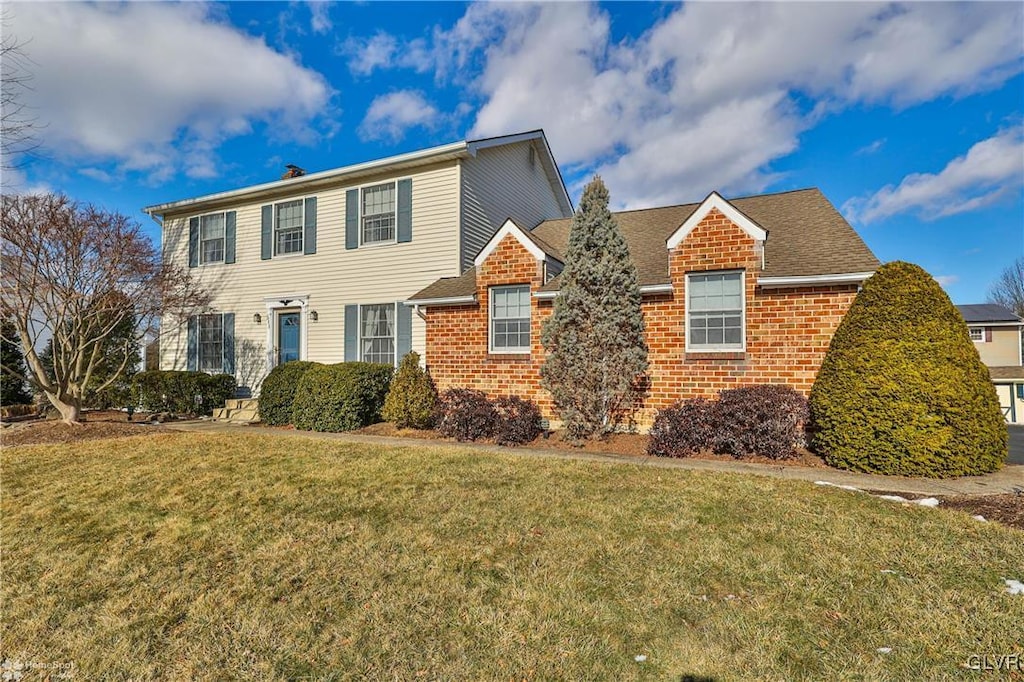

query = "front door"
[277, 311, 301, 365]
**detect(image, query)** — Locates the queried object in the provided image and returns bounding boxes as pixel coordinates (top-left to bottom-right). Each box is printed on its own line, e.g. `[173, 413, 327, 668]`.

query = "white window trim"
[489, 284, 532, 355]
[358, 302, 399, 367]
[195, 211, 226, 266]
[969, 327, 985, 342]
[358, 180, 399, 247]
[263, 294, 309, 371]
[198, 312, 226, 373]
[273, 197, 307, 258]
[685, 270, 746, 353]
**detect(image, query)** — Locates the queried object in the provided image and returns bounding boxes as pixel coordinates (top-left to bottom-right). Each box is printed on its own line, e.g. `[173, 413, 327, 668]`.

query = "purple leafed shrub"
[647, 398, 716, 458]
[713, 384, 809, 460]
[493, 395, 543, 446]
[436, 388, 497, 441]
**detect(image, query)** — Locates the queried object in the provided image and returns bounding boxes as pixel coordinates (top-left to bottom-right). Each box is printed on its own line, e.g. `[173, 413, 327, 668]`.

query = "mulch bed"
[352, 422, 828, 467]
[938, 494, 1024, 531]
[1, 410, 165, 447]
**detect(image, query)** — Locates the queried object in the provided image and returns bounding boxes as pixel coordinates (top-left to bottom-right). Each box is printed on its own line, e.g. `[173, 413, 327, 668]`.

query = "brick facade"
[424, 210, 858, 426]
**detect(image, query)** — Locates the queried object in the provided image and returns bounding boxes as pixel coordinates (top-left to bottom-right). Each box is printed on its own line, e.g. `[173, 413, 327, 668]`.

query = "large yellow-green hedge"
[809, 261, 1006, 477]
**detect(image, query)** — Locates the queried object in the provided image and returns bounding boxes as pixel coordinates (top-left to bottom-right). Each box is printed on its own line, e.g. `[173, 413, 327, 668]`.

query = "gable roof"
[144, 130, 570, 218]
[408, 187, 879, 303]
[473, 218, 563, 268]
[957, 304, 1023, 324]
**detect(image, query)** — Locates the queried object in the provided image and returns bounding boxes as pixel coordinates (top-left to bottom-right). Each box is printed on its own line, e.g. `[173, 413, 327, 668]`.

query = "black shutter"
[345, 189, 359, 250]
[261, 204, 273, 260]
[222, 313, 235, 375]
[396, 302, 412, 362]
[344, 305, 359, 361]
[224, 211, 237, 264]
[187, 316, 198, 371]
[304, 197, 317, 255]
[188, 217, 199, 268]
[397, 178, 412, 243]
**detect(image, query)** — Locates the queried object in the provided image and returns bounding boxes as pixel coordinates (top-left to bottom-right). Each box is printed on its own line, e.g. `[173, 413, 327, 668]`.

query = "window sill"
[685, 351, 746, 361]
[487, 352, 531, 361]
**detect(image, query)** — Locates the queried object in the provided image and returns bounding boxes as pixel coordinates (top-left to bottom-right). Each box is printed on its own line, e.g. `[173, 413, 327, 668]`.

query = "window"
[199, 213, 225, 264]
[686, 271, 744, 351]
[969, 327, 984, 342]
[490, 285, 531, 353]
[275, 199, 304, 255]
[360, 303, 395, 365]
[198, 314, 224, 372]
[361, 182, 396, 245]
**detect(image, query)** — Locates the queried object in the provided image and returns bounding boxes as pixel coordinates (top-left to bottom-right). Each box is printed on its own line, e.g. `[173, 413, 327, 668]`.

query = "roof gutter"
[145, 140, 469, 217]
[402, 295, 477, 307]
[756, 271, 875, 288]
[533, 283, 674, 300]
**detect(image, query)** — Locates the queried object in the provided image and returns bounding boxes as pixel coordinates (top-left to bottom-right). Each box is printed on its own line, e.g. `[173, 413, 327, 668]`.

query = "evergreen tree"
[540, 176, 648, 439]
[382, 351, 438, 429]
[810, 261, 1006, 477]
[1, 316, 32, 405]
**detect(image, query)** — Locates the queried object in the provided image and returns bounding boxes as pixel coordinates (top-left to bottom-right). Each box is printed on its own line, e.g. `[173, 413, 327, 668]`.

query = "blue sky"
[5, 1, 1023, 304]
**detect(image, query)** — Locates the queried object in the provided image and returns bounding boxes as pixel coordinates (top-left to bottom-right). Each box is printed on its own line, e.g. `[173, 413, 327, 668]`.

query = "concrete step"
[212, 407, 228, 420]
[212, 401, 260, 424]
[224, 398, 259, 411]
[228, 408, 259, 422]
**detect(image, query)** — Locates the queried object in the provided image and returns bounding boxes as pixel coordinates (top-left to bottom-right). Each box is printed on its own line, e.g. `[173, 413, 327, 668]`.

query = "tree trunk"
[44, 391, 82, 424]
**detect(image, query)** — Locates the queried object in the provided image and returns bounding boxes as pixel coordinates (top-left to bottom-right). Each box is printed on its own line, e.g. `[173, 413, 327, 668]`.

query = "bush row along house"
[957, 303, 1024, 423]
[149, 129, 889, 425]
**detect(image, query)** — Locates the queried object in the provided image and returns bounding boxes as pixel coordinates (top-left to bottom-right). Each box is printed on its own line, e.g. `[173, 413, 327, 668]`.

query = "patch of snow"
[877, 647, 893, 654]
[972, 515, 987, 522]
[877, 495, 908, 502]
[915, 497, 940, 507]
[1004, 579, 1024, 595]
[634, 655, 647, 663]
[814, 481, 862, 492]
[880, 569, 899, 575]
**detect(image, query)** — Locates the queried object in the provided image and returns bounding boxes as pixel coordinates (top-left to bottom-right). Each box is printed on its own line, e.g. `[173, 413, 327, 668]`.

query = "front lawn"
[3, 433, 1021, 679]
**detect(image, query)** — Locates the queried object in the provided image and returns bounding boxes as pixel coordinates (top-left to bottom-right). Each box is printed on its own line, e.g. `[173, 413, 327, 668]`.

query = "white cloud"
[309, 3, 333, 35]
[856, 139, 886, 156]
[844, 128, 1024, 223]
[934, 275, 960, 288]
[7, 2, 333, 181]
[357, 1, 1022, 208]
[358, 91, 442, 143]
[341, 32, 432, 77]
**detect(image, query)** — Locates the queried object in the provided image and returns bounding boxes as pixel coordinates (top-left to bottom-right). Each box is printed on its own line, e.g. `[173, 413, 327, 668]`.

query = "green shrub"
[291, 362, 394, 432]
[381, 352, 438, 429]
[810, 261, 1006, 477]
[258, 361, 318, 426]
[132, 370, 236, 415]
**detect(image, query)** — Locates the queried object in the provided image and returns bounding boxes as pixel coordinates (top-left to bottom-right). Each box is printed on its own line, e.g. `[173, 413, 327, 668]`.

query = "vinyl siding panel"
[975, 327, 1022, 367]
[460, 141, 570, 270]
[160, 161, 459, 390]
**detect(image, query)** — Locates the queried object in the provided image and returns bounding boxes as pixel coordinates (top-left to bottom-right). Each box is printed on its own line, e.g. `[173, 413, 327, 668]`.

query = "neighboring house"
[957, 303, 1024, 424]
[145, 131, 572, 394]
[408, 188, 880, 425]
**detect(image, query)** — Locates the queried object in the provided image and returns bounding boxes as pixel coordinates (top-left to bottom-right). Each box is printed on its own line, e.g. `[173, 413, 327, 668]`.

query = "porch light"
[309, 310, 319, 322]
[253, 313, 262, 324]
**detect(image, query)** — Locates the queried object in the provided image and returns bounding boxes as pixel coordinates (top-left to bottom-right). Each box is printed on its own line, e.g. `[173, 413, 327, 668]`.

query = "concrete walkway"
[166, 421, 1024, 498]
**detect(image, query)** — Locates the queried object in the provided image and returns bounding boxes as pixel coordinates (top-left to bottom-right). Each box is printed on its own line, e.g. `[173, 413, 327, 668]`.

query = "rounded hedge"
[258, 361, 318, 426]
[132, 370, 236, 415]
[381, 352, 438, 429]
[809, 261, 1006, 477]
[291, 362, 394, 432]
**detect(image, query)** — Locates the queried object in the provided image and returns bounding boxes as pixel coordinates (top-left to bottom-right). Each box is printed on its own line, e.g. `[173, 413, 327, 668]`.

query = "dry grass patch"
[2, 433, 1022, 680]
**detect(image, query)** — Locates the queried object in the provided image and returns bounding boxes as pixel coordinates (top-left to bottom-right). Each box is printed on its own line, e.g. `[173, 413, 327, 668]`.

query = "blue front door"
[278, 312, 301, 365]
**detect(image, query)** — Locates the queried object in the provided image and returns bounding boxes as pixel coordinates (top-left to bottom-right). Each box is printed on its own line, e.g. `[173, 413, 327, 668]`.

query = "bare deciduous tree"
[1, 193, 210, 423]
[1, 15, 42, 170]
[988, 256, 1024, 318]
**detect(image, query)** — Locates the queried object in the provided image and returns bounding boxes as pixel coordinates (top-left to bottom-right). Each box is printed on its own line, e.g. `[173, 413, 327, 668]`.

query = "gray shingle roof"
[409, 188, 879, 302]
[957, 304, 1022, 324]
[989, 366, 1024, 381]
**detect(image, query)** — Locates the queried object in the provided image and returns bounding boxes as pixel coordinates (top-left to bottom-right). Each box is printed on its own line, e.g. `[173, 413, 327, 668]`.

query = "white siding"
[460, 141, 570, 270]
[160, 161, 460, 392]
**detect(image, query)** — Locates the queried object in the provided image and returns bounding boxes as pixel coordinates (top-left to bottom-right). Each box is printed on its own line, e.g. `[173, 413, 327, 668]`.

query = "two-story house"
[144, 131, 573, 396]
[957, 303, 1024, 423]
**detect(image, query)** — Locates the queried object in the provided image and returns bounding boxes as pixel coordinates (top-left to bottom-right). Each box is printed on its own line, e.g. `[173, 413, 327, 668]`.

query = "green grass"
[2, 433, 1022, 680]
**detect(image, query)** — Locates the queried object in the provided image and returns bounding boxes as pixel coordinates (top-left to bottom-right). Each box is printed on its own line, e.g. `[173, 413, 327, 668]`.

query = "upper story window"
[686, 271, 744, 351]
[199, 213, 225, 264]
[969, 327, 984, 342]
[275, 199, 304, 255]
[360, 303, 395, 365]
[198, 313, 224, 372]
[490, 284, 531, 354]
[361, 182, 396, 245]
